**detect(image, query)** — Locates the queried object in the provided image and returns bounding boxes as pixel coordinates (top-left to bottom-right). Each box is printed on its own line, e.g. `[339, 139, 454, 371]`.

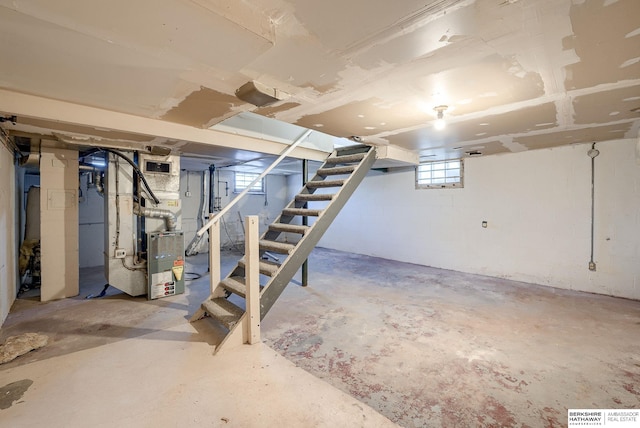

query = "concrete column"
[39, 144, 79, 301]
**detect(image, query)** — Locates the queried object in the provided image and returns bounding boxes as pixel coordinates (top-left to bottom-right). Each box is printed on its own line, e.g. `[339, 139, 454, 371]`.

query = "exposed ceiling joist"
[0, 89, 330, 162]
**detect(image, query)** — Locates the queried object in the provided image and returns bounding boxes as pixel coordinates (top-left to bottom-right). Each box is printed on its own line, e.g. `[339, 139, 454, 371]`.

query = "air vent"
[235, 81, 287, 107]
[145, 160, 171, 174]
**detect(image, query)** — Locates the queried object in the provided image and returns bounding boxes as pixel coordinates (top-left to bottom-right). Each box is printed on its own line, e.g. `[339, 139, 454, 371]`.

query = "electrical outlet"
[588, 261, 596, 271]
[114, 248, 126, 259]
[185, 191, 192, 197]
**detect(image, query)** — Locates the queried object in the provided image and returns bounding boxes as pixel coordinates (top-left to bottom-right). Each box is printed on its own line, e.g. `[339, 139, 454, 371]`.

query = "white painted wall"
[0, 141, 16, 325]
[319, 139, 640, 300]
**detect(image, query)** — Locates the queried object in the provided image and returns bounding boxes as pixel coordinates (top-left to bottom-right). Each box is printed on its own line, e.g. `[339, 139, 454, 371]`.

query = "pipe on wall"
[200, 170, 209, 229]
[185, 170, 209, 256]
[95, 172, 104, 196]
[208, 164, 216, 214]
[587, 143, 599, 271]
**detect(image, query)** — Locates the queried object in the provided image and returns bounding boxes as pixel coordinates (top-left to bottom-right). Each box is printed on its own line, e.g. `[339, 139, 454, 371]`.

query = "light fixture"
[433, 105, 448, 130]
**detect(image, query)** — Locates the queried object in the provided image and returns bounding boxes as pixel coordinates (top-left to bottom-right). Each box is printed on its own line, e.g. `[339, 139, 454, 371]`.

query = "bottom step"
[202, 298, 244, 329]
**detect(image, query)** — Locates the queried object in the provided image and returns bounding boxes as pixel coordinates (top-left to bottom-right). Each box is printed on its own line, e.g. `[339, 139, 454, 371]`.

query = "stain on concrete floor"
[0, 379, 33, 410]
[262, 248, 640, 427]
[0, 252, 222, 370]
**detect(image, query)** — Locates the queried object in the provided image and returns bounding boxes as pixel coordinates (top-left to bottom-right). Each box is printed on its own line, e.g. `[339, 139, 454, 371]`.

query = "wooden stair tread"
[317, 165, 356, 176]
[325, 153, 366, 164]
[259, 240, 295, 254]
[221, 276, 246, 297]
[201, 298, 244, 329]
[306, 179, 345, 188]
[238, 258, 280, 276]
[282, 208, 322, 216]
[295, 193, 334, 202]
[269, 223, 310, 235]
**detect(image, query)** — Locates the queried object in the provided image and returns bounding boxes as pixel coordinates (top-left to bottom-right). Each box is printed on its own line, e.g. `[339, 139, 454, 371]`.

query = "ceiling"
[0, 0, 639, 168]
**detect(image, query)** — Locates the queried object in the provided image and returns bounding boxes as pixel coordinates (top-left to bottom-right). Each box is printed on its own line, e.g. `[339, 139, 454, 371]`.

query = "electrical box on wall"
[147, 231, 185, 300]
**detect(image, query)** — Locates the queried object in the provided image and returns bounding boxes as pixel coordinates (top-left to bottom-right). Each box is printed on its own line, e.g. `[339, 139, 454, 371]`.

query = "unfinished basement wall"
[78, 173, 105, 268]
[0, 139, 16, 325]
[180, 170, 207, 253]
[180, 169, 290, 252]
[318, 138, 640, 300]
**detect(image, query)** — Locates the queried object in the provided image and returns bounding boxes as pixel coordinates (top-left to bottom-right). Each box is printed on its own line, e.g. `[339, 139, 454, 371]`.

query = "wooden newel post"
[244, 215, 261, 344]
[209, 219, 223, 297]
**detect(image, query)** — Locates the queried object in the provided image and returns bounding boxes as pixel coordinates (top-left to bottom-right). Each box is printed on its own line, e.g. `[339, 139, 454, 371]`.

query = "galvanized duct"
[133, 203, 177, 232]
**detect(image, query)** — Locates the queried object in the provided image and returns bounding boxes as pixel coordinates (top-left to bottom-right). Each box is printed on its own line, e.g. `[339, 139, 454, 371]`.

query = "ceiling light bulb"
[433, 105, 448, 130]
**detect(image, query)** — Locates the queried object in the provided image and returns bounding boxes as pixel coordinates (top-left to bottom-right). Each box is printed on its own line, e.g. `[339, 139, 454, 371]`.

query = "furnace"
[103, 150, 184, 299]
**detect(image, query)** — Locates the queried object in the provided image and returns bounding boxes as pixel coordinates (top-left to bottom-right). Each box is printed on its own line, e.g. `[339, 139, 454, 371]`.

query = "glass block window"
[416, 159, 463, 189]
[234, 172, 264, 193]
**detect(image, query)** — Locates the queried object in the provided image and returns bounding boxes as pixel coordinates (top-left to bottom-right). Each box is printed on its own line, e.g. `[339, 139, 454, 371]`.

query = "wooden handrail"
[196, 129, 313, 237]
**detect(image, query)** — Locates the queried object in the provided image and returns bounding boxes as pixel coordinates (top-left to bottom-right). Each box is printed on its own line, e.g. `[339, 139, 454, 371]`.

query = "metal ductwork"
[133, 203, 177, 232]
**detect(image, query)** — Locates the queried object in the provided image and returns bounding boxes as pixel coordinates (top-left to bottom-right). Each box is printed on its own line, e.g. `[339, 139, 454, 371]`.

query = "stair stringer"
[213, 313, 247, 355]
[192, 145, 376, 354]
[258, 146, 377, 319]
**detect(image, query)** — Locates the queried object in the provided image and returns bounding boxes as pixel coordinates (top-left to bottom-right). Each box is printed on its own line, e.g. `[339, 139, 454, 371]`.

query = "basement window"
[234, 172, 264, 194]
[416, 159, 463, 189]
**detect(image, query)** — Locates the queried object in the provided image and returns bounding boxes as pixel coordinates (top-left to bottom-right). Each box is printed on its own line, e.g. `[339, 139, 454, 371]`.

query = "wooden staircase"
[191, 144, 376, 353]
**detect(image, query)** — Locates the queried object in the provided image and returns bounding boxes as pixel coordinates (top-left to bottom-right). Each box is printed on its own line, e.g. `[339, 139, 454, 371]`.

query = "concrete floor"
[1, 248, 639, 427]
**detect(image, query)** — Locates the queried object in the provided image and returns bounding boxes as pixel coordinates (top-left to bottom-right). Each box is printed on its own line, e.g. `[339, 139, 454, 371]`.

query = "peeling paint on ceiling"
[161, 87, 246, 128]
[573, 84, 640, 124]
[516, 123, 632, 150]
[564, 0, 640, 90]
[296, 97, 433, 138]
[255, 102, 302, 117]
[388, 103, 558, 152]
[0, 0, 638, 163]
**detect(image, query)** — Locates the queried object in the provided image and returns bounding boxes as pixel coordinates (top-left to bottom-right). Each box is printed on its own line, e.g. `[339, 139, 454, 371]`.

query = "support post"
[40, 145, 79, 301]
[301, 159, 309, 287]
[244, 215, 261, 344]
[209, 219, 223, 296]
